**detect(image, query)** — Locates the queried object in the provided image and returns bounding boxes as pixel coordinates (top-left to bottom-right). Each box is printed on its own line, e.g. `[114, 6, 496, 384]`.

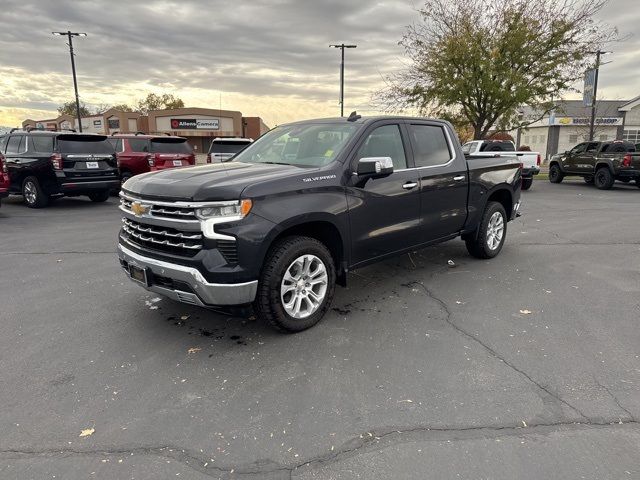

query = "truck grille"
[121, 218, 203, 256]
[120, 196, 198, 221]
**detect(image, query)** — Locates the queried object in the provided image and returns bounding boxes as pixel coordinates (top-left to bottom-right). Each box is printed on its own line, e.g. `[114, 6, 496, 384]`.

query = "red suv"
[108, 134, 195, 184]
[0, 152, 10, 207]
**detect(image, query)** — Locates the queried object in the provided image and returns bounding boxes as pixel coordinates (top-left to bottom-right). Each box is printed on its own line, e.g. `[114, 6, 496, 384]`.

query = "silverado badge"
[131, 202, 150, 217]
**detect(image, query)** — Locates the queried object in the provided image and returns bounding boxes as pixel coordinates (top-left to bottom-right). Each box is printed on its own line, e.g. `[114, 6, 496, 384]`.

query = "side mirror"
[356, 157, 394, 177]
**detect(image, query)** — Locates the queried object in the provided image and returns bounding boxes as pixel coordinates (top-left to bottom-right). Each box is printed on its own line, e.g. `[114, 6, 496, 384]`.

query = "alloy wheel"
[280, 254, 328, 319]
[486, 211, 504, 251]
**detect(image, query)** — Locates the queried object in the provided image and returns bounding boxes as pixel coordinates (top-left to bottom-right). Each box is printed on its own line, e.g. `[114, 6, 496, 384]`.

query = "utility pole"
[330, 44, 357, 117]
[53, 31, 87, 132]
[587, 50, 611, 142]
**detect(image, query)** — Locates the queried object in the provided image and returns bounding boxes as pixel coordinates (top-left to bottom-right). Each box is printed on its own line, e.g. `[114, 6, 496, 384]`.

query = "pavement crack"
[402, 280, 591, 423]
[594, 379, 637, 422]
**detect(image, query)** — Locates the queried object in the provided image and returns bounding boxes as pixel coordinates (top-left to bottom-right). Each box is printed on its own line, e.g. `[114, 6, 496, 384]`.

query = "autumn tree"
[135, 93, 185, 115]
[376, 0, 618, 139]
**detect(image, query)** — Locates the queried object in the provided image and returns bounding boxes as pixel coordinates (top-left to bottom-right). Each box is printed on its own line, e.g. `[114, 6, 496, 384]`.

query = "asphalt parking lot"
[1, 179, 639, 479]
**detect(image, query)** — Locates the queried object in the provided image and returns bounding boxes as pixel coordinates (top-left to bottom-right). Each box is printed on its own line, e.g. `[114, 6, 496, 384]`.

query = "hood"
[123, 161, 304, 201]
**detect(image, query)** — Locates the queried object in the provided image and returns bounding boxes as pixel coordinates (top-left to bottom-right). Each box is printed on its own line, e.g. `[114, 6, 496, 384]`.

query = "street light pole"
[53, 31, 87, 132]
[330, 44, 357, 117]
[587, 50, 612, 142]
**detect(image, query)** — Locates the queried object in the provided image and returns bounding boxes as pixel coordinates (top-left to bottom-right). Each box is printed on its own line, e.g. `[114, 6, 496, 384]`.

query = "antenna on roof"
[347, 111, 361, 122]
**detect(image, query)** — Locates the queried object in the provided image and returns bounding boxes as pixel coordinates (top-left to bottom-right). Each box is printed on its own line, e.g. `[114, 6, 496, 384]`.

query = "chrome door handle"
[402, 181, 418, 190]
[453, 175, 465, 181]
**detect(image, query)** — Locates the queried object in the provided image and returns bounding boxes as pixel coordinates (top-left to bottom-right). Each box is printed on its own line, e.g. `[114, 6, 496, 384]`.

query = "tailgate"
[515, 152, 538, 168]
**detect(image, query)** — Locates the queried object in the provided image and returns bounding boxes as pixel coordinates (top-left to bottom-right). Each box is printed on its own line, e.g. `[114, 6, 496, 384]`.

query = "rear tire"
[22, 176, 49, 208]
[549, 164, 564, 183]
[466, 201, 507, 259]
[594, 167, 614, 190]
[88, 190, 110, 202]
[254, 236, 336, 333]
[521, 178, 533, 190]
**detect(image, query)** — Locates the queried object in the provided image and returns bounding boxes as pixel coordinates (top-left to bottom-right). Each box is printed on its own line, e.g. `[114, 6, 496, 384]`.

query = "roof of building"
[520, 100, 630, 119]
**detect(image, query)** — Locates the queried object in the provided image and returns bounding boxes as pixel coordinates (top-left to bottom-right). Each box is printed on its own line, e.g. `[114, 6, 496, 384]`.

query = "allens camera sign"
[170, 118, 220, 130]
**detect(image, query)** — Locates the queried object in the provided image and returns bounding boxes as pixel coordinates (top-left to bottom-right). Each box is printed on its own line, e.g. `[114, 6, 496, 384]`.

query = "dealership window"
[622, 129, 640, 143]
[599, 135, 608, 141]
[568, 134, 578, 143]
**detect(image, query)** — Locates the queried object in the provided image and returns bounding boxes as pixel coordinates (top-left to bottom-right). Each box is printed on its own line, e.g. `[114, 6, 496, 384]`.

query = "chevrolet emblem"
[131, 201, 150, 217]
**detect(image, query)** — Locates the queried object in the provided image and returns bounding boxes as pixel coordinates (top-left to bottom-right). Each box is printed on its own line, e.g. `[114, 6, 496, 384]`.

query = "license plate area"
[172, 160, 183, 166]
[129, 264, 149, 286]
[86, 161, 99, 169]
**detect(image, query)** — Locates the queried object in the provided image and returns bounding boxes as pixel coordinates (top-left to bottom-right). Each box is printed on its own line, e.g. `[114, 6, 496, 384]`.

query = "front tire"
[88, 190, 110, 202]
[549, 164, 564, 183]
[254, 236, 335, 333]
[594, 167, 614, 190]
[521, 178, 533, 190]
[466, 201, 507, 259]
[22, 176, 49, 208]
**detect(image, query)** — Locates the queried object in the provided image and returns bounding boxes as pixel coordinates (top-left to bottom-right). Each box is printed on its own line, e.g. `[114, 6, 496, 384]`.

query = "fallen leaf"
[519, 309, 532, 315]
[180, 315, 190, 320]
[79, 427, 95, 437]
[522, 420, 527, 427]
[187, 347, 201, 354]
[397, 399, 413, 403]
[447, 260, 456, 267]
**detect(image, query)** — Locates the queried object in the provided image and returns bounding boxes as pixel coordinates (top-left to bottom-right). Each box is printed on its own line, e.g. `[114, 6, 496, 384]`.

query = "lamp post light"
[52, 31, 87, 132]
[329, 44, 357, 117]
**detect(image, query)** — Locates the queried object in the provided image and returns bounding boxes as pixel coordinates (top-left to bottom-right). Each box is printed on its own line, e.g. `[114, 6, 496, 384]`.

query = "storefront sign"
[170, 118, 220, 130]
[93, 119, 102, 127]
[551, 117, 623, 126]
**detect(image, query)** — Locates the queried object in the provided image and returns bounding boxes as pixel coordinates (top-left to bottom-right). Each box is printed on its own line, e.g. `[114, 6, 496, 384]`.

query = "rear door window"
[128, 138, 149, 152]
[150, 139, 193, 153]
[107, 138, 123, 152]
[6, 136, 25, 154]
[408, 125, 452, 167]
[30, 136, 55, 153]
[58, 136, 115, 154]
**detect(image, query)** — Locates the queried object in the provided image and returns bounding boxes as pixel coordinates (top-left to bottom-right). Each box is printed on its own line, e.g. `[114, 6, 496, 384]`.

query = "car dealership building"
[515, 96, 640, 159]
[22, 107, 270, 153]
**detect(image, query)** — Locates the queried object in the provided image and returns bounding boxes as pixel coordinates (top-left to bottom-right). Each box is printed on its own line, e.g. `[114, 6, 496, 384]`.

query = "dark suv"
[108, 134, 195, 184]
[0, 130, 119, 208]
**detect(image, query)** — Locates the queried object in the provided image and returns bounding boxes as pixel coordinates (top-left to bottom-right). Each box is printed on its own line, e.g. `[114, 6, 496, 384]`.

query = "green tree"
[135, 93, 185, 115]
[376, 0, 618, 139]
[57, 100, 91, 117]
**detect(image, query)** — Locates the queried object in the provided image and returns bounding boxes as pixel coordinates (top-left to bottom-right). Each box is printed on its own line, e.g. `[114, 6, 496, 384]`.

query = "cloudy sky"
[0, 0, 638, 128]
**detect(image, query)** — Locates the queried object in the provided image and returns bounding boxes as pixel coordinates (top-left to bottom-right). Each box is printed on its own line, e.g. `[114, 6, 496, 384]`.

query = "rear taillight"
[50, 153, 63, 170]
[536, 154, 541, 166]
[147, 154, 155, 167]
[206, 153, 211, 164]
[622, 154, 632, 167]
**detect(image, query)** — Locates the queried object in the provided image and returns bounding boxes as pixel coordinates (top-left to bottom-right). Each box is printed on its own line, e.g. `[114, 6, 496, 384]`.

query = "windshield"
[150, 138, 193, 154]
[232, 123, 358, 167]
[58, 136, 114, 154]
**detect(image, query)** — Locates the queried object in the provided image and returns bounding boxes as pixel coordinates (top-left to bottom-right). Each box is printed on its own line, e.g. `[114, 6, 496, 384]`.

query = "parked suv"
[206, 137, 253, 163]
[108, 134, 195, 184]
[0, 130, 119, 208]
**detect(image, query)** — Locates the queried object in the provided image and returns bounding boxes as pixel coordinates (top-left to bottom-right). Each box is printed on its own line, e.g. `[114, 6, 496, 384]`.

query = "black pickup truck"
[549, 140, 640, 189]
[118, 115, 522, 332]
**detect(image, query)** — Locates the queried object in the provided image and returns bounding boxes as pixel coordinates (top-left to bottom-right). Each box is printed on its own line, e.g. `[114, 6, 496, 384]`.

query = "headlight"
[195, 199, 252, 219]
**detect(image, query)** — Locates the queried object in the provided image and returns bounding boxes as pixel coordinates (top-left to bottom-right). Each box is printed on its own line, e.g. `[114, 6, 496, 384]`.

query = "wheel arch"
[259, 214, 349, 286]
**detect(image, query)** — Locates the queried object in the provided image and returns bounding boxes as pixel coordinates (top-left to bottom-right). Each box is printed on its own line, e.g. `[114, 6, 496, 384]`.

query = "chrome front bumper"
[117, 243, 258, 306]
